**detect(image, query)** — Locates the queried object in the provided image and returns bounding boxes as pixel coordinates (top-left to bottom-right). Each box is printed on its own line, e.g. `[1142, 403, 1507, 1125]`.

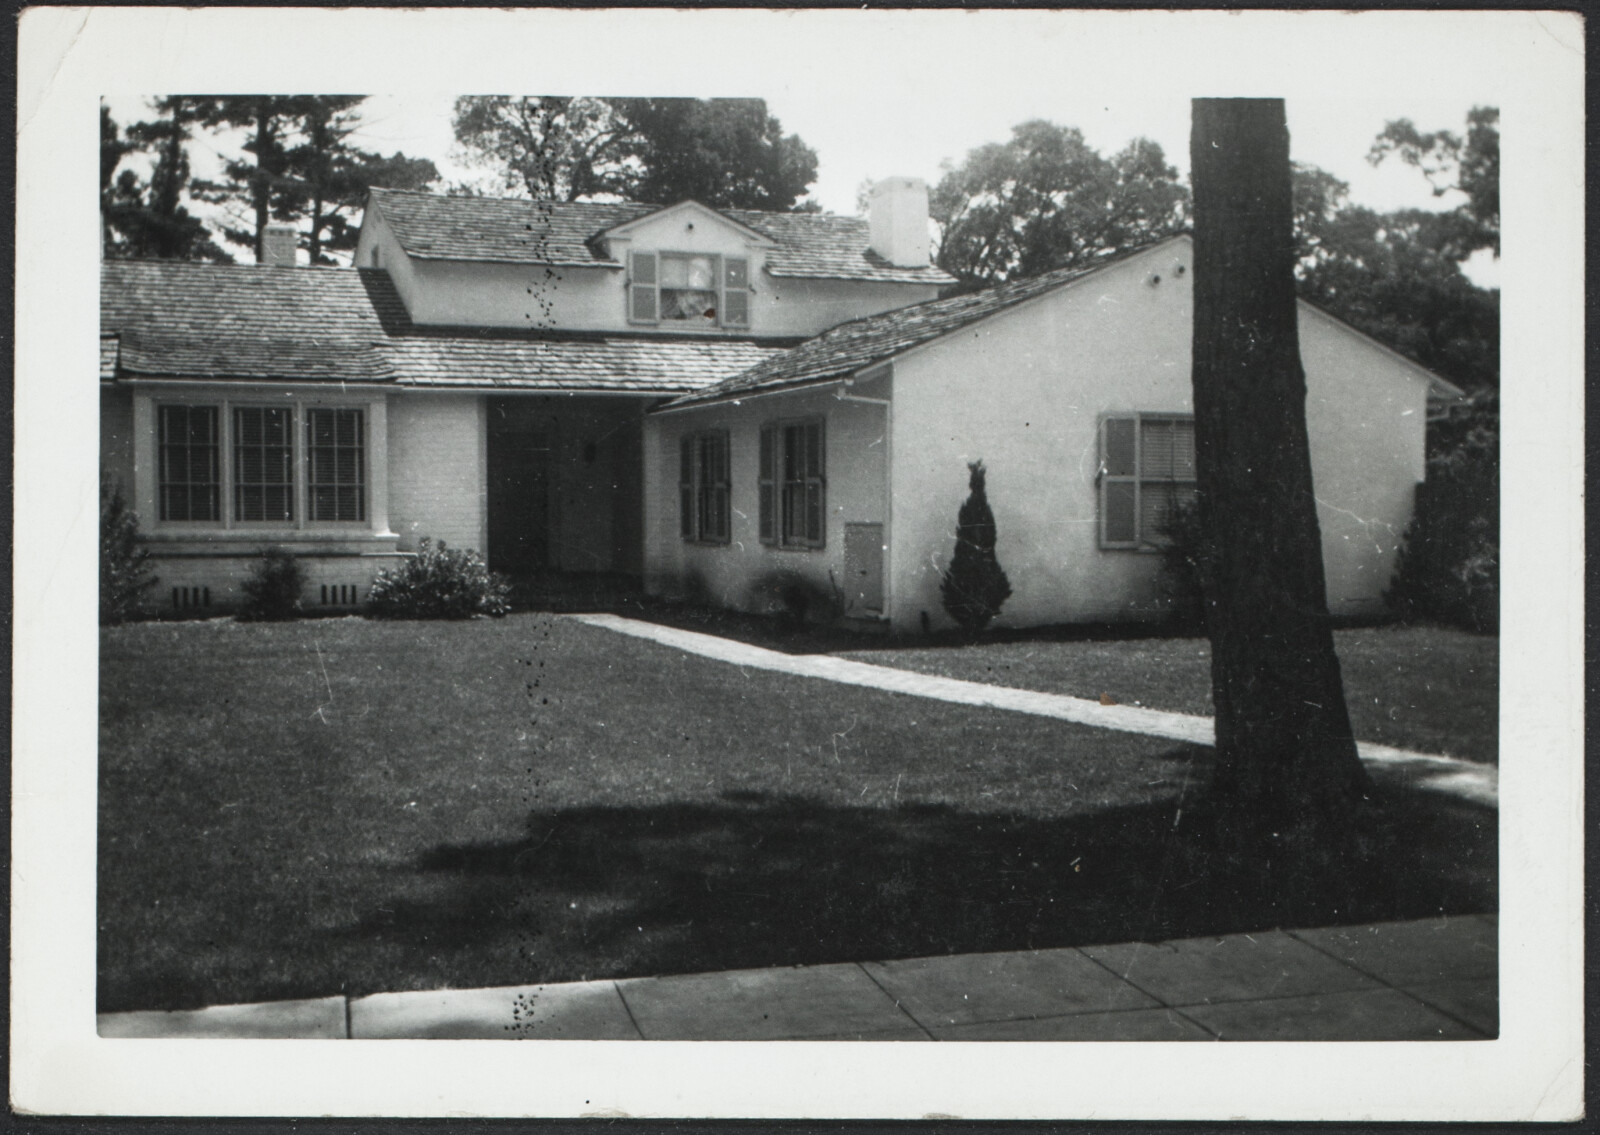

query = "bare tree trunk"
[1189, 98, 1372, 831]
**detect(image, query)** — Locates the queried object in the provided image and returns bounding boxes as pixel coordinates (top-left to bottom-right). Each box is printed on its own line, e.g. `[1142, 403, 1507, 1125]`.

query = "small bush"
[100, 478, 157, 625]
[367, 538, 512, 620]
[1157, 499, 1216, 630]
[751, 569, 842, 632]
[239, 548, 306, 621]
[941, 460, 1012, 633]
[1387, 392, 1498, 633]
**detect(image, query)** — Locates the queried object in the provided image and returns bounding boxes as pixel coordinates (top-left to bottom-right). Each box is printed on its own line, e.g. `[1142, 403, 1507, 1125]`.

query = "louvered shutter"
[1101, 417, 1138, 546]
[758, 425, 776, 543]
[630, 251, 658, 323]
[723, 258, 750, 327]
[679, 435, 694, 538]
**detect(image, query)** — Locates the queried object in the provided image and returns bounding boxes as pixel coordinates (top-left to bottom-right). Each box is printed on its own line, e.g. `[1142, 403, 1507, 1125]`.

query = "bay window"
[158, 404, 220, 522]
[150, 400, 371, 529]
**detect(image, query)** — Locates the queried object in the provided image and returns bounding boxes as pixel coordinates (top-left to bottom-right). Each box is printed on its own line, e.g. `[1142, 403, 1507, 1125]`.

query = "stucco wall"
[388, 392, 487, 554]
[361, 201, 936, 339]
[888, 238, 1431, 632]
[643, 382, 890, 618]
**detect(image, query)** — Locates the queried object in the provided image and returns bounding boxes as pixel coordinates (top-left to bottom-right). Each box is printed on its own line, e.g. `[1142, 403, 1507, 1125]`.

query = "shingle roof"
[366, 188, 955, 286]
[100, 336, 119, 382]
[101, 259, 787, 392]
[665, 243, 1170, 407]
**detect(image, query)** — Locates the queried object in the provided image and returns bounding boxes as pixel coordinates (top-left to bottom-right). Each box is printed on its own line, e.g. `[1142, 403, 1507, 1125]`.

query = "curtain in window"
[660, 254, 719, 321]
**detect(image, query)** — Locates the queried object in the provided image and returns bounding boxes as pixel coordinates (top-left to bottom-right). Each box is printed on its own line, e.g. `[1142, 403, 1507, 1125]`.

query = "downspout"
[834, 375, 893, 624]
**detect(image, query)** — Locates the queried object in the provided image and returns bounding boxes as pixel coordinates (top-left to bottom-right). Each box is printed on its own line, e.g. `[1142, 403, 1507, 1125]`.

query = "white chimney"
[261, 223, 299, 267]
[868, 177, 931, 269]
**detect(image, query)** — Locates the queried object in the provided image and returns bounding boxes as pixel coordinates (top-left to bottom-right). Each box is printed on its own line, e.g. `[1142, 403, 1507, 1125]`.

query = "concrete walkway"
[568, 613, 1498, 808]
[98, 914, 1497, 1041]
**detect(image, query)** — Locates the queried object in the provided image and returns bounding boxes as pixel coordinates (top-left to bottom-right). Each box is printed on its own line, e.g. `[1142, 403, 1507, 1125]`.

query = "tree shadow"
[340, 783, 1496, 987]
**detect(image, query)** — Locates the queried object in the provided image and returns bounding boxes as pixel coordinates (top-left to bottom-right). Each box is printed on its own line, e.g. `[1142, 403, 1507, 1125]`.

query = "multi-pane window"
[759, 420, 825, 548]
[233, 407, 294, 522]
[679, 431, 731, 543]
[306, 408, 366, 523]
[158, 405, 220, 521]
[1100, 413, 1197, 548]
[629, 251, 750, 328]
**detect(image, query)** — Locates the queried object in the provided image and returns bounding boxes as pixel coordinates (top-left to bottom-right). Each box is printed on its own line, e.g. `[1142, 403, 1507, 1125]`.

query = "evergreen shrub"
[940, 460, 1012, 633]
[100, 478, 157, 625]
[367, 538, 512, 620]
[239, 547, 306, 621]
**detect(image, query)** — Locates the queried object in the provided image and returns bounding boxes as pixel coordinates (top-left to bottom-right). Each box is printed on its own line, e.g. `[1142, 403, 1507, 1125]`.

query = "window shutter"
[1100, 416, 1138, 546]
[758, 425, 776, 542]
[630, 251, 658, 323]
[679, 435, 694, 538]
[723, 258, 750, 326]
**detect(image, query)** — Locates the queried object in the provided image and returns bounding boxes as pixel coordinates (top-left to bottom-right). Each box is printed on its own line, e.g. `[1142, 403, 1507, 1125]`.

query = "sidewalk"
[99, 914, 1497, 1041]
[568, 613, 1498, 808]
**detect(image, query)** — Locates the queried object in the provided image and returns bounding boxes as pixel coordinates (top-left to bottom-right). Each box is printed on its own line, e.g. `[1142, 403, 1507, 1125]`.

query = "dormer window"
[629, 251, 750, 329]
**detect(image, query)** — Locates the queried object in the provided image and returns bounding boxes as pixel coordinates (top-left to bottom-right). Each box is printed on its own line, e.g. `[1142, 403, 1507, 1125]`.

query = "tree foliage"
[451, 96, 819, 211]
[940, 461, 1013, 633]
[191, 96, 438, 264]
[101, 102, 232, 262]
[930, 120, 1190, 289]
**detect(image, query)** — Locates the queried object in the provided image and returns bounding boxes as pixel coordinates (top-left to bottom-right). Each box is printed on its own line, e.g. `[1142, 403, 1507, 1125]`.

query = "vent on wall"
[321, 584, 361, 607]
[172, 586, 211, 610]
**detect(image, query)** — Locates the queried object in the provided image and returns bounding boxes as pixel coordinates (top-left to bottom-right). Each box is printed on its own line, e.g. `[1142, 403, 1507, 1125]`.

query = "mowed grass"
[840, 625, 1497, 764]
[100, 614, 1495, 1013]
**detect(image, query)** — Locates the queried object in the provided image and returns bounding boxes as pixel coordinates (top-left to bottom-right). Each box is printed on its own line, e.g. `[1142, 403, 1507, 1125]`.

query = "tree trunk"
[1189, 98, 1372, 830]
[252, 104, 272, 264]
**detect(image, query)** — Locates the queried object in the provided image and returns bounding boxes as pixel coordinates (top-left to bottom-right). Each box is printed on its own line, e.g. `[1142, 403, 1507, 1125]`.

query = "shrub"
[1157, 498, 1216, 630]
[1387, 392, 1498, 633]
[750, 569, 842, 632]
[239, 547, 306, 621]
[367, 538, 512, 620]
[940, 460, 1012, 633]
[100, 478, 156, 625]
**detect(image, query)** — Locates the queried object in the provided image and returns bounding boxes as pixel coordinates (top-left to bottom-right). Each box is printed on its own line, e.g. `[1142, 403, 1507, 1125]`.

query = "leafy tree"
[611, 98, 818, 211]
[930, 120, 1189, 289]
[1189, 97, 1370, 830]
[452, 96, 639, 201]
[940, 461, 1012, 633]
[101, 100, 231, 262]
[1370, 106, 1498, 258]
[451, 96, 819, 211]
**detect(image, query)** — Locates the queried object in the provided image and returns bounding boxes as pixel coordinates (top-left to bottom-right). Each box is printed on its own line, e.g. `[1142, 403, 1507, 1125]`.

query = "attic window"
[629, 252, 750, 328]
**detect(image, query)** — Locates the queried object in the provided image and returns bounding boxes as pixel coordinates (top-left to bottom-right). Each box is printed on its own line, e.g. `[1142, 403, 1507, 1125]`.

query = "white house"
[641, 235, 1462, 631]
[99, 181, 952, 613]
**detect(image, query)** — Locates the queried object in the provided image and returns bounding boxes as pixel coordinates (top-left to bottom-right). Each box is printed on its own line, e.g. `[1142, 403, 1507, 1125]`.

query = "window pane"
[1104, 480, 1137, 543]
[1104, 418, 1136, 476]
[661, 254, 716, 289]
[1141, 483, 1175, 544]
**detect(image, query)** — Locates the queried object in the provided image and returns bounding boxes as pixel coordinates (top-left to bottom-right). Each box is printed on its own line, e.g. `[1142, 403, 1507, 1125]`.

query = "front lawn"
[100, 614, 1495, 1013]
[840, 624, 1497, 764]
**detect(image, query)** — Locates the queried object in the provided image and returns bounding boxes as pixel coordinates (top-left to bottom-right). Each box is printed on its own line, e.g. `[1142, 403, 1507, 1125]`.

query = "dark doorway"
[486, 427, 550, 574]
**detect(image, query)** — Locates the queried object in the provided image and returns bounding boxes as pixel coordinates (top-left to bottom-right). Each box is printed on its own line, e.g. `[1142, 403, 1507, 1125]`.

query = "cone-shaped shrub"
[100, 478, 156, 625]
[940, 460, 1012, 633]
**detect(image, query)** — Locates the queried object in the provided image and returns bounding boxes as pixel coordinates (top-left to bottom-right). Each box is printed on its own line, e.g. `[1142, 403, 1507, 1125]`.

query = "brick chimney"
[260, 223, 299, 267]
[868, 177, 931, 269]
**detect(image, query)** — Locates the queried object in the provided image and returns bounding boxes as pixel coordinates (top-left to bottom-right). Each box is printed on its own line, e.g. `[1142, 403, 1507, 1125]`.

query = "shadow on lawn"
[360, 784, 1495, 987]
